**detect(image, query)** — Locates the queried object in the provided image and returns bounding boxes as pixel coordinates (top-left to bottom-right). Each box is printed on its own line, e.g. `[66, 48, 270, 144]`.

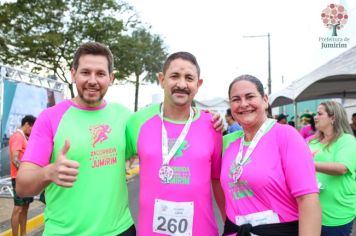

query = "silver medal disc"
[159, 165, 174, 183]
[232, 166, 243, 183]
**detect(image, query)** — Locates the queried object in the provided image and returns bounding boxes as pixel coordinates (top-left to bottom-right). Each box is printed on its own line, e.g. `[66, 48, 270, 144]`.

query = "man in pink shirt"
[9, 115, 36, 236]
[126, 52, 225, 235]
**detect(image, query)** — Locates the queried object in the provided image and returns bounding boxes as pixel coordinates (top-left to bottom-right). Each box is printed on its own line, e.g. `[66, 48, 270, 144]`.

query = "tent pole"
[293, 101, 298, 128]
[0, 66, 4, 149]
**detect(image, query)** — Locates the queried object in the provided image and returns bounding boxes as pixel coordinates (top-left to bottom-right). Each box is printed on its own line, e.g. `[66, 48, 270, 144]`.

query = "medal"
[232, 166, 243, 183]
[159, 104, 193, 183]
[159, 165, 174, 183]
[232, 118, 275, 183]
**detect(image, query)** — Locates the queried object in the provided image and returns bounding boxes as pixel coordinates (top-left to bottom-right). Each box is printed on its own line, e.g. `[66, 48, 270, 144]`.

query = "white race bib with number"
[153, 199, 194, 236]
[235, 210, 280, 236]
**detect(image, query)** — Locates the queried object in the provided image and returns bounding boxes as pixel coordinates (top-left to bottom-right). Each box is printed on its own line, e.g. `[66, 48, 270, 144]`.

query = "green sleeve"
[125, 104, 160, 160]
[334, 134, 356, 175]
[222, 130, 244, 156]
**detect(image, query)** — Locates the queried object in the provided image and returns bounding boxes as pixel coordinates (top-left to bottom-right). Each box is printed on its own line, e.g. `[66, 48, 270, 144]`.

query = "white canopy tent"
[269, 45, 356, 108]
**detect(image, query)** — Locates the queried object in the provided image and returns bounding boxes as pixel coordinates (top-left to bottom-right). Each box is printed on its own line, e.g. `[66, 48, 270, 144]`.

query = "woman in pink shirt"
[221, 75, 321, 236]
[299, 113, 316, 139]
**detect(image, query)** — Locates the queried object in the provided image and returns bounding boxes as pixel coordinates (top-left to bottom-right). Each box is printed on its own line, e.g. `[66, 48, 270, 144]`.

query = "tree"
[0, 0, 139, 97]
[321, 3, 348, 37]
[114, 28, 168, 111]
[0, 1, 68, 80]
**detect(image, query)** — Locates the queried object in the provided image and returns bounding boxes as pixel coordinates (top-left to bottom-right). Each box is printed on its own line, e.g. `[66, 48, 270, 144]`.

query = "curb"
[126, 166, 139, 177]
[0, 167, 140, 236]
[0, 214, 44, 236]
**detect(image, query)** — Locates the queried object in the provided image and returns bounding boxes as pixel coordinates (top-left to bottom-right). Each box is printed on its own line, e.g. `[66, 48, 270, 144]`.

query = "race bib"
[153, 199, 194, 236]
[235, 210, 280, 236]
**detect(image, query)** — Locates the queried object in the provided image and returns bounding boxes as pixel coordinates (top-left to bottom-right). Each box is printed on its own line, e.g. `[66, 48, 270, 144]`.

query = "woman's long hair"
[314, 101, 353, 148]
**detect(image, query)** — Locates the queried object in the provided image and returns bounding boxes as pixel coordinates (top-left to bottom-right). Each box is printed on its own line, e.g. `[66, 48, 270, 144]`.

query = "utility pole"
[243, 33, 272, 94]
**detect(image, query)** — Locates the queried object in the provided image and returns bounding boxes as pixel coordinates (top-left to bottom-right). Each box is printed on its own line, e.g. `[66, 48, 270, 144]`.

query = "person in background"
[299, 113, 316, 139]
[288, 120, 295, 128]
[350, 112, 356, 137]
[9, 115, 36, 236]
[225, 108, 242, 134]
[277, 113, 288, 124]
[308, 101, 356, 236]
[221, 74, 321, 236]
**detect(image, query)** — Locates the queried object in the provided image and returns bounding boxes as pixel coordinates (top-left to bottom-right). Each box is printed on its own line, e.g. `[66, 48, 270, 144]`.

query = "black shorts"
[11, 178, 33, 206]
[117, 224, 136, 236]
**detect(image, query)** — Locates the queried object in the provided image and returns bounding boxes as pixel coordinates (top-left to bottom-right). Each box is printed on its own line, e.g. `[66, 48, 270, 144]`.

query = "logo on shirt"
[228, 158, 254, 200]
[229, 157, 251, 180]
[160, 139, 190, 185]
[168, 138, 189, 159]
[161, 166, 191, 185]
[89, 124, 111, 147]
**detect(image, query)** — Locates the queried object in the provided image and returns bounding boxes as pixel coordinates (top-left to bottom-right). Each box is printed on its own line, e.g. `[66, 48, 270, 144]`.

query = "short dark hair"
[288, 121, 295, 127]
[226, 108, 235, 121]
[228, 74, 264, 98]
[21, 115, 36, 127]
[72, 42, 114, 73]
[162, 52, 200, 77]
[352, 113, 356, 118]
[277, 114, 288, 122]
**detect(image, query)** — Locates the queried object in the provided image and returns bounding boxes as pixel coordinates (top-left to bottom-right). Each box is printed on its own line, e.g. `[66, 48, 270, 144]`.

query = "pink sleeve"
[22, 101, 70, 167]
[211, 122, 223, 180]
[305, 135, 316, 143]
[22, 111, 54, 167]
[299, 126, 307, 139]
[279, 125, 319, 197]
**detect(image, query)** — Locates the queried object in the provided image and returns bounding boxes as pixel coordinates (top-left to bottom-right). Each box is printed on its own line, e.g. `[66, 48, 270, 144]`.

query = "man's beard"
[78, 93, 105, 105]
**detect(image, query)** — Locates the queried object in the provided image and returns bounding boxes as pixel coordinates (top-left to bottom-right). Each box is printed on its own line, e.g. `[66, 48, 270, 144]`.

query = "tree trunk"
[68, 83, 75, 98]
[332, 24, 338, 37]
[134, 74, 140, 112]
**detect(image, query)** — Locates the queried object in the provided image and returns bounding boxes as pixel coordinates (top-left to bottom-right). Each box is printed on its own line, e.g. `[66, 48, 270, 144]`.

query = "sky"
[106, 0, 356, 111]
[1, 0, 356, 111]
[3, 0, 354, 110]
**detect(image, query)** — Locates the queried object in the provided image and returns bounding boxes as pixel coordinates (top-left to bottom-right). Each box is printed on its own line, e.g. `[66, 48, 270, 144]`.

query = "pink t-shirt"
[221, 123, 318, 228]
[299, 125, 315, 139]
[126, 104, 222, 236]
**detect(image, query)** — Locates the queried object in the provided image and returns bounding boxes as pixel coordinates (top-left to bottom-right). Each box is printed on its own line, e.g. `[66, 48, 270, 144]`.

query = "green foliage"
[0, 0, 167, 102]
[113, 28, 167, 110]
[0, 1, 67, 73]
[114, 28, 167, 81]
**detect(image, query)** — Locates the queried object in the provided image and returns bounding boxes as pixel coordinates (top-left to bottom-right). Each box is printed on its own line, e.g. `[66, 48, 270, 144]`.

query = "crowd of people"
[7, 42, 355, 236]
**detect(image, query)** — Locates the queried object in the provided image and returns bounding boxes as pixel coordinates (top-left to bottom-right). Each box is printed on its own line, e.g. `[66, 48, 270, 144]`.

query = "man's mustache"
[171, 88, 190, 94]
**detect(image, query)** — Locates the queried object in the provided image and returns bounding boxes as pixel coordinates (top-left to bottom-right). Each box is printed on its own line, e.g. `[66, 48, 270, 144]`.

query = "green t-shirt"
[309, 133, 356, 226]
[24, 100, 134, 235]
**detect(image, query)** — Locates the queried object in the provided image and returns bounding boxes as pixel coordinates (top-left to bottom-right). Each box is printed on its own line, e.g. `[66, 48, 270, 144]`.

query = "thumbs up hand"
[48, 140, 80, 187]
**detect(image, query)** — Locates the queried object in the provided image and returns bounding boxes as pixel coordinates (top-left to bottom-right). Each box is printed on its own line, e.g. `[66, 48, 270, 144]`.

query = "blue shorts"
[321, 219, 354, 236]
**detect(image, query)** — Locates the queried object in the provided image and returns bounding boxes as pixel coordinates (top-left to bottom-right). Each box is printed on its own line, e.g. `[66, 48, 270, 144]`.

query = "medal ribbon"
[160, 104, 194, 166]
[235, 118, 275, 167]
